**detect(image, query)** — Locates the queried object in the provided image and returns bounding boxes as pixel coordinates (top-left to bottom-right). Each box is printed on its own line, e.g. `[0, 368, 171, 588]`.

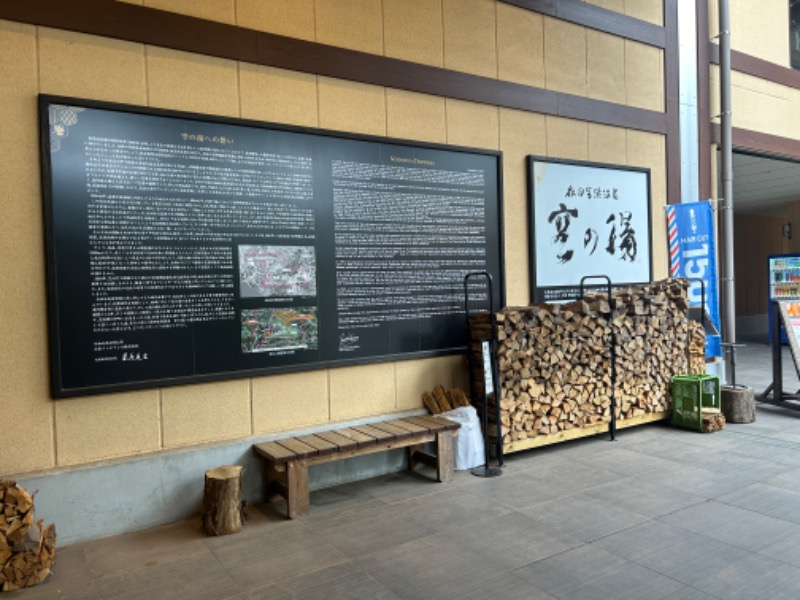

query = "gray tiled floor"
[12, 342, 800, 600]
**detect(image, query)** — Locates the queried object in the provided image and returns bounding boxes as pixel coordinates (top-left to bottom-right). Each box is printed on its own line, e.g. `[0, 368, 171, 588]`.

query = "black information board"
[39, 96, 504, 397]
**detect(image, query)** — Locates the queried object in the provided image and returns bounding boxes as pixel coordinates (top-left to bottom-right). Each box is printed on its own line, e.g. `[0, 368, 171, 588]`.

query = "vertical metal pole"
[772, 302, 783, 402]
[718, 0, 737, 383]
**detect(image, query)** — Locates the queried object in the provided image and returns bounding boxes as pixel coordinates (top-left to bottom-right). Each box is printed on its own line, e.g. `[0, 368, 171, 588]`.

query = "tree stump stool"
[721, 386, 756, 423]
[202, 466, 245, 536]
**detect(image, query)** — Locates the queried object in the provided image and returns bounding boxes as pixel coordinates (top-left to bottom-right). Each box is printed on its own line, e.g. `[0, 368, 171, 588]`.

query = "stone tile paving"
[12, 342, 800, 600]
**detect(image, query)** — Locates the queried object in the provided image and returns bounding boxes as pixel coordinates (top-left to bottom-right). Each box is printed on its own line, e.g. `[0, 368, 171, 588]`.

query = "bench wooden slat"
[388, 418, 429, 434]
[296, 434, 339, 456]
[334, 427, 378, 447]
[253, 441, 298, 464]
[275, 437, 319, 459]
[314, 430, 359, 452]
[369, 421, 416, 440]
[405, 415, 459, 432]
[351, 424, 397, 443]
[403, 415, 445, 432]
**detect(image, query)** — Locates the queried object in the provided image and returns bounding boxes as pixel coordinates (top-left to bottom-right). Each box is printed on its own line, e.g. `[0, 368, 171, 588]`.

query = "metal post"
[771, 302, 783, 402]
[718, 0, 737, 383]
[463, 272, 502, 478]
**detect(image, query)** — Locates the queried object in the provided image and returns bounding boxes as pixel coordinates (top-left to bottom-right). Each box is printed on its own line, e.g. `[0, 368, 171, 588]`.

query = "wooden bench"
[253, 415, 460, 518]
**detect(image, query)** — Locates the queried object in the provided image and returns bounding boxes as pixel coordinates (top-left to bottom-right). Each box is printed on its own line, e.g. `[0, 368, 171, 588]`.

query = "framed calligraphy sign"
[528, 156, 652, 302]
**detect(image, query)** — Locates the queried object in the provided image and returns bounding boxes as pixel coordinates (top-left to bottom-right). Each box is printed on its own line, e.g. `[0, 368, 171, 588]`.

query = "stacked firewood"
[422, 385, 471, 414]
[688, 319, 707, 374]
[0, 481, 56, 591]
[468, 279, 705, 445]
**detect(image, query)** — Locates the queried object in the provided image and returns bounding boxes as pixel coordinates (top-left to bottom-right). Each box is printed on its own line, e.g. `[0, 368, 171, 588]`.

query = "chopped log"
[422, 387, 472, 414]
[432, 385, 452, 412]
[202, 466, 245, 537]
[422, 391, 440, 414]
[0, 481, 56, 592]
[447, 388, 471, 408]
[702, 408, 726, 433]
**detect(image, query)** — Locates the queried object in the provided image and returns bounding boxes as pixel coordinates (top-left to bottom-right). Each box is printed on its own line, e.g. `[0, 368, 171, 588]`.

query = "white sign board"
[528, 157, 652, 302]
[481, 340, 494, 396]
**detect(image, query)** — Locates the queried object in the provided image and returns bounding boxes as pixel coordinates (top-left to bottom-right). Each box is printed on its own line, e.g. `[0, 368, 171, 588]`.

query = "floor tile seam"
[714, 480, 800, 508]
[508, 542, 707, 600]
[595, 540, 736, 598]
[711, 498, 798, 526]
[504, 518, 659, 572]
[327, 529, 441, 563]
[652, 508, 800, 553]
[258, 562, 395, 599]
[640, 473, 753, 499]
[202, 534, 247, 596]
[362, 482, 455, 506]
[507, 482, 621, 514]
[725, 428, 800, 449]
[508, 539, 592, 576]
[86, 542, 222, 585]
[562, 558, 720, 600]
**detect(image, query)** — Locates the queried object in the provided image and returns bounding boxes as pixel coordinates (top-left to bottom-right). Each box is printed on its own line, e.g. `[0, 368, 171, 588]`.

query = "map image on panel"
[241, 307, 319, 353]
[239, 245, 317, 298]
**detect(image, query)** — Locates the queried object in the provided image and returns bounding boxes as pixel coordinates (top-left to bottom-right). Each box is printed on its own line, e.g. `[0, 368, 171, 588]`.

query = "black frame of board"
[39, 94, 505, 398]
[527, 155, 653, 302]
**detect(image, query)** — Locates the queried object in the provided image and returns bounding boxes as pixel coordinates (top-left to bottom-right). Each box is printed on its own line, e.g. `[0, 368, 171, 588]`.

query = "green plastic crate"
[671, 375, 720, 432]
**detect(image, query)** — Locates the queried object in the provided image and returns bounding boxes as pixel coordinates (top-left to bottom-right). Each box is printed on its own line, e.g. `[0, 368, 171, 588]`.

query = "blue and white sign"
[665, 201, 721, 358]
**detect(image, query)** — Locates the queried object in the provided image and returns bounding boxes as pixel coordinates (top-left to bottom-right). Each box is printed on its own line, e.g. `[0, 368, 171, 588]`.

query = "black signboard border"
[526, 155, 653, 303]
[39, 94, 505, 398]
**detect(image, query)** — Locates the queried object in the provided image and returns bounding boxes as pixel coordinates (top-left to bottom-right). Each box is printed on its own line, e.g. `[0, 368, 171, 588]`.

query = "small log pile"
[701, 409, 726, 433]
[422, 385, 471, 414]
[468, 279, 706, 446]
[688, 319, 707, 375]
[0, 481, 56, 592]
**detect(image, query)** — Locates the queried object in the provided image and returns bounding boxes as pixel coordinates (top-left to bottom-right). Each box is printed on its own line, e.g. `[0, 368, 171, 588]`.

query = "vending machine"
[768, 253, 800, 343]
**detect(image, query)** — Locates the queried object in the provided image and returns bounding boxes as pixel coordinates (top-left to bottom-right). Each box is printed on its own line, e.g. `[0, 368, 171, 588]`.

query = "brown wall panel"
[734, 214, 788, 316]
[710, 43, 800, 92]
[500, 0, 665, 47]
[0, 0, 667, 136]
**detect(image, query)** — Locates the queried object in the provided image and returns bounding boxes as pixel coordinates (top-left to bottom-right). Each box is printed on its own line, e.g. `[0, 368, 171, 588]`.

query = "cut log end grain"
[0, 480, 56, 592]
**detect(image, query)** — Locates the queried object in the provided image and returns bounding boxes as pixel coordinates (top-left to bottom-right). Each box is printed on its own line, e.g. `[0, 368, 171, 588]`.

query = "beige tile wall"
[0, 0, 671, 476]
[709, 0, 790, 67]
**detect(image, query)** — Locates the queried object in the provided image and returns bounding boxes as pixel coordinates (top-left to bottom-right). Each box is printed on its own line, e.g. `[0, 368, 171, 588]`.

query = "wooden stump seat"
[253, 415, 460, 518]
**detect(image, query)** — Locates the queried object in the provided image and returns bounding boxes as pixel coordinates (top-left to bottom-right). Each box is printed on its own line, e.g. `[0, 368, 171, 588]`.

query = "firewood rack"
[579, 275, 617, 441]
[464, 271, 503, 477]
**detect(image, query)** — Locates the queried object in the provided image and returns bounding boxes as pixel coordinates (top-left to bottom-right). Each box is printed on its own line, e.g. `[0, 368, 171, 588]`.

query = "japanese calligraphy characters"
[530, 158, 651, 302]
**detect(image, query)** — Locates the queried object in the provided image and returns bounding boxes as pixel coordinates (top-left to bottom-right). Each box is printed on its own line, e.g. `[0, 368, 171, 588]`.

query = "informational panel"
[41, 96, 503, 397]
[778, 301, 800, 379]
[528, 157, 652, 302]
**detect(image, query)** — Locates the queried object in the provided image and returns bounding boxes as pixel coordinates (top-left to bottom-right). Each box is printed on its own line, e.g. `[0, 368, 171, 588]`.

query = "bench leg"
[265, 463, 285, 502]
[286, 460, 310, 518]
[436, 431, 455, 483]
[407, 443, 425, 471]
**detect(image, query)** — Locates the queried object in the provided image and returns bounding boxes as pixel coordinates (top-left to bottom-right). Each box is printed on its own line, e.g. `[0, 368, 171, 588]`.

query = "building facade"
[3, 0, 790, 543]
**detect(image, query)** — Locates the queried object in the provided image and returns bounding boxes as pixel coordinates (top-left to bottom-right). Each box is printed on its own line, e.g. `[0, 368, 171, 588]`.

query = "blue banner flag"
[665, 202, 721, 359]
